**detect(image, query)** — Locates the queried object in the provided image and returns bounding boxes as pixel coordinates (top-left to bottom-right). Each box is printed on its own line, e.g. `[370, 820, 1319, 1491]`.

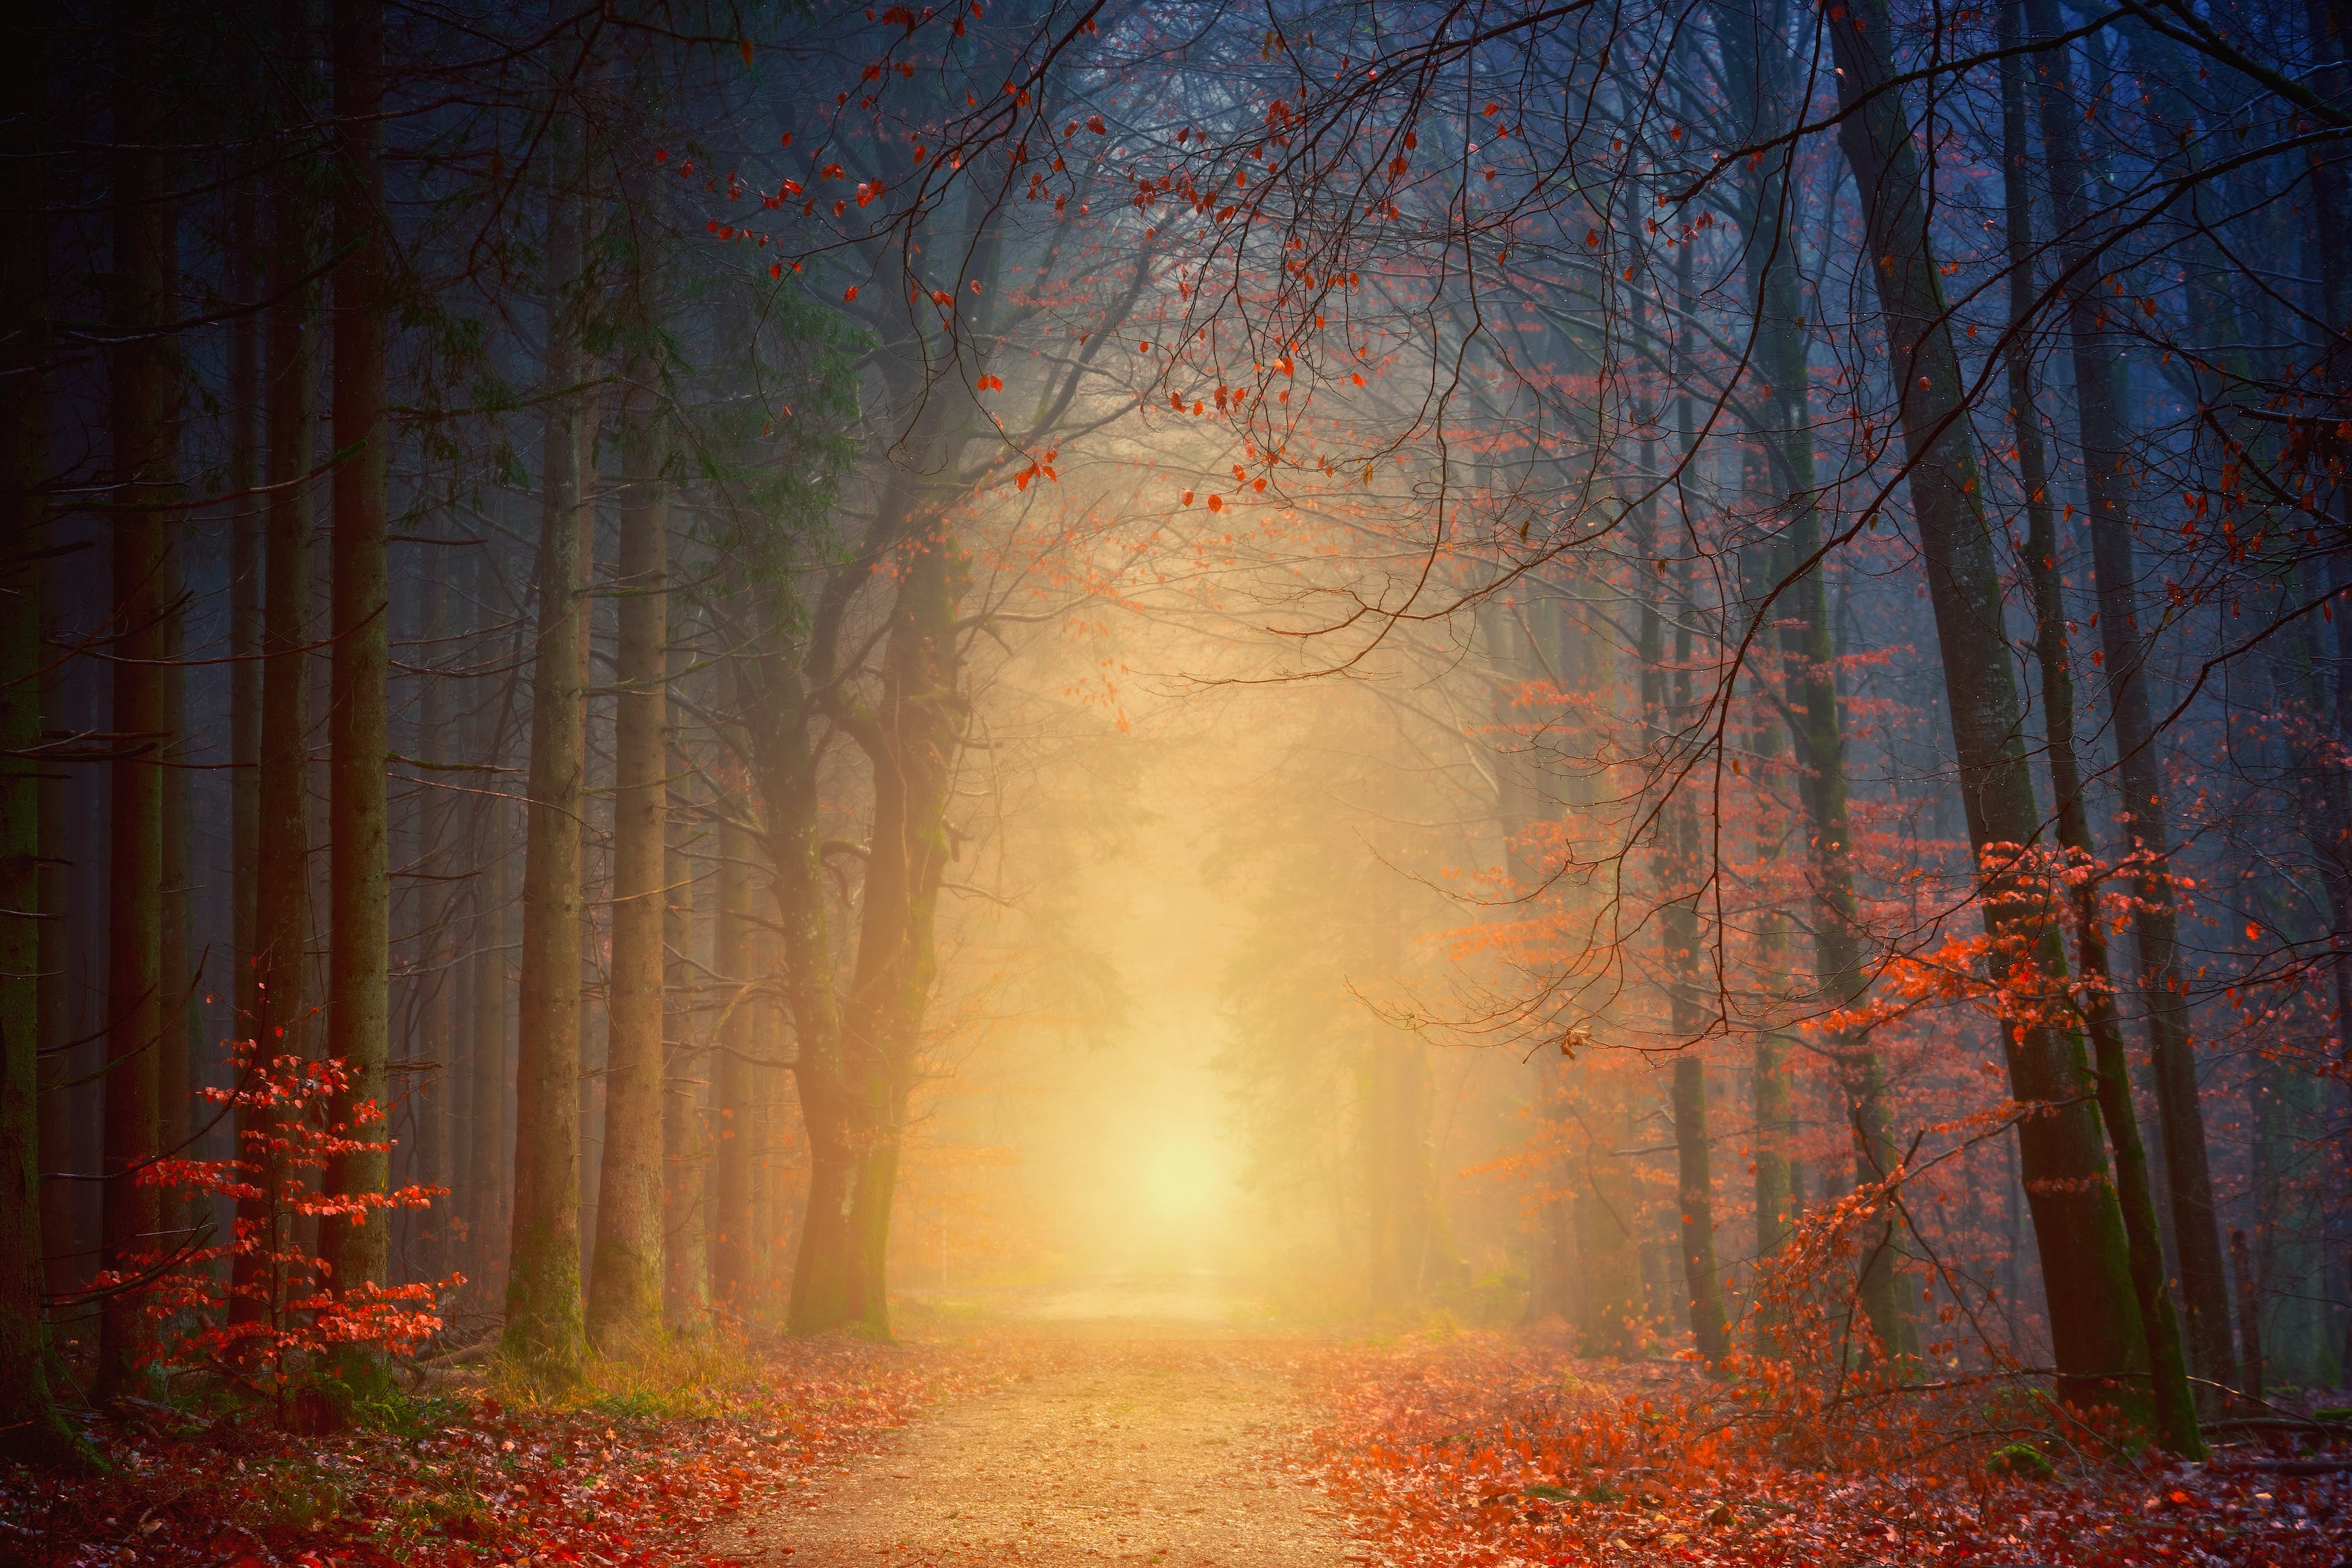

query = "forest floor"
[10, 1302, 2352, 1568]
[709, 1323, 1350, 1567]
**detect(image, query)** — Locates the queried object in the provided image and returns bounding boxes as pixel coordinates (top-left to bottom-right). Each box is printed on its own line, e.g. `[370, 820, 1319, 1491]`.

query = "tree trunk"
[37, 543, 72, 1301]
[1661, 640, 1728, 1357]
[157, 528, 190, 1250]
[237, 89, 319, 1330]
[831, 512, 967, 1339]
[229, 170, 261, 1135]
[98, 0, 179, 1398]
[739, 635, 855, 1335]
[709, 815, 756, 1314]
[470, 792, 509, 1295]
[156, 526, 190, 1260]
[1822, 0, 2149, 1416]
[1712, 0, 1904, 1355]
[2019, 0, 2236, 1413]
[1634, 318, 1731, 1359]
[319, 0, 392, 1384]
[502, 139, 592, 1381]
[1572, 1073, 1643, 1357]
[1998, 0, 2203, 1454]
[412, 564, 450, 1288]
[0, 16, 79, 1454]
[662, 717, 706, 1330]
[2231, 1227, 2265, 1400]
[587, 304, 670, 1348]
[1713, 6, 1799, 1270]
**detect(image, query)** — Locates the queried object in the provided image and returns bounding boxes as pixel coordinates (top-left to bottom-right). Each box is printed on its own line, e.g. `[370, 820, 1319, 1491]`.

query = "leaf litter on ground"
[0, 1333, 988, 1568]
[1292, 1334, 2352, 1567]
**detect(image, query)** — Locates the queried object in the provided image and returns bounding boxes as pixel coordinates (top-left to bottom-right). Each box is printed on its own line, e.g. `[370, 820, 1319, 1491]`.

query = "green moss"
[1988, 1443, 2056, 1481]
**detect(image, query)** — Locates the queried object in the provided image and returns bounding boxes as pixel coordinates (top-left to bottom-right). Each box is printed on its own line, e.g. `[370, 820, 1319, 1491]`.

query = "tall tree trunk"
[2231, 1227, 2264, 1400]
[831, 514, 967, 1339]
[413, 565, 450, 1287]
[98, 0, 180, 1399]
[662, 721, 705, 1329]
[229, 171, 261, 1128]
[1712, 0, 1903, 1354]
[319, 0, 392, 1382]
[1821, 0, 2149, 1417]
[503, 139, 592, 1381]
[0, 15, 80, 1455]
[470, 791, 509, 1295]
[709, 815, 755, 1314]
[735, 608, 853, 1335]
[587, 282, 670, 1348]
[1572, 1073, 1643, 1356]
[1997, 0, 2203, 1454]
[238, 77, 319, 1328]
[1634, 282, 1730, 1358]
[157, 528, 189, 1250]
[1663, 565, 1728, 1363]
[2018, 0, 2236, 1413]
[36, 560, 71, 1302]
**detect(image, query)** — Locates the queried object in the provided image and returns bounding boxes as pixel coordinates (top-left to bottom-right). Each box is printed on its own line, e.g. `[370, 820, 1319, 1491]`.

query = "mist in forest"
[8, 0, 2352, 1494]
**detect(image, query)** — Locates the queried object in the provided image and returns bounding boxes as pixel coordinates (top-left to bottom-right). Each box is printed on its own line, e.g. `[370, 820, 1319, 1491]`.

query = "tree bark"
[412, 564, 451, 1287]
[1713, 0, 1903, 1353]
[229, 169, 261, 1116]
[587, 290, 670, 1348]
[0, 15, 81, 1455]
[830, 509, 967, 1339]
[1633, 299, 1731, 1358]
[1998, 0, 2203, 1454]
[1822, 0, 2149, 1416]
[238, 77, 319, 1329]
[157, 525, 190, 1250]
[37, 546, 71, 1302]
[2231, 1227, 2264, 1400]
[2019, 0, 2236, 1413]
[503, 137, 593, 1380]
[662, 715, 706, 1330]
[319, 0, 393, 1375]
[709, 815, 756, 1314]
[98, 0, 179, 1399]
[470, 788, 509, 1294]
[1571, 1073, 1643, 1356]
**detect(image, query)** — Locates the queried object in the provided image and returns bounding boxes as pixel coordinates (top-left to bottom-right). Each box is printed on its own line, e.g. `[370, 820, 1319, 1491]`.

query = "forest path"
[717, 1325, 1355, 1568]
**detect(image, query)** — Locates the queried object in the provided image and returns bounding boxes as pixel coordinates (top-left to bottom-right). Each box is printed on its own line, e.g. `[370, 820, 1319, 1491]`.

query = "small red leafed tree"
[91, 1043, 455, 1413]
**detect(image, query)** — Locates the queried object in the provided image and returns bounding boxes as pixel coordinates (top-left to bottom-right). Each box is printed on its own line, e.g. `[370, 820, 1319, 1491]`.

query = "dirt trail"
[718, 1328, 1354, 1568]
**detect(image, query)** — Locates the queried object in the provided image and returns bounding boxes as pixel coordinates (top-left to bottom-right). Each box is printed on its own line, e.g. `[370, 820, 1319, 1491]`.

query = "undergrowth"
[0, 1329, 978, 1568]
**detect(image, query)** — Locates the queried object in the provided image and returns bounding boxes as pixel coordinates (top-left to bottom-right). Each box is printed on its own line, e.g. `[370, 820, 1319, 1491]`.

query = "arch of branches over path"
[740, 0, 2352, 1451]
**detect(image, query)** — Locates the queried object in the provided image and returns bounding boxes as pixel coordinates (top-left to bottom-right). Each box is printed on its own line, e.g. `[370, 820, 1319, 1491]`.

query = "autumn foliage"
[88, 1045, 455, 1407]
